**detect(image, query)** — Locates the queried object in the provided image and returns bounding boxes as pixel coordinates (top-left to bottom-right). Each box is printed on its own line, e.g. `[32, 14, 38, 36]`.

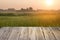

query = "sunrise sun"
[46, 0, 53, 6]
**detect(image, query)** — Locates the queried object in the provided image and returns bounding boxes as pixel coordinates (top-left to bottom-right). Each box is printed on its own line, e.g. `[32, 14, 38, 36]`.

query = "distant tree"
[0, 9, 3, 11]
[21, 8, 26, 12]
[20, 7, 33, 12]
[21, 8, 24, 11]
[7, 8, 15, 11]
[28, 7, 33, 11]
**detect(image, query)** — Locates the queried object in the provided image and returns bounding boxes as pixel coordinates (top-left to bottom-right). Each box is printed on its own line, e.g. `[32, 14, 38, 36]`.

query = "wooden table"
[0, 27, 60, 40]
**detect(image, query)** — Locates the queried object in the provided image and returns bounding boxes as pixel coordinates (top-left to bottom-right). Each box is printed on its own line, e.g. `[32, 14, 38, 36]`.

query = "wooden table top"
[0, 27, 60, 40]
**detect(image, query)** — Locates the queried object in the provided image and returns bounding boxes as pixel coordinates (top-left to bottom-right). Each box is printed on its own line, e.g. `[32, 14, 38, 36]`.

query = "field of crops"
[0, 13, 60, 27]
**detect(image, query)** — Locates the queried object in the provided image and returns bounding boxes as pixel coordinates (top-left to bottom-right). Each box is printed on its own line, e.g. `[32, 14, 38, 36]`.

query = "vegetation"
[0, 12, 60, 27]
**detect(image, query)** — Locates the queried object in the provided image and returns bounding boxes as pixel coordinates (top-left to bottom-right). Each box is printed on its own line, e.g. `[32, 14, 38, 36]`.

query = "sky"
[0, 0, 60, 10]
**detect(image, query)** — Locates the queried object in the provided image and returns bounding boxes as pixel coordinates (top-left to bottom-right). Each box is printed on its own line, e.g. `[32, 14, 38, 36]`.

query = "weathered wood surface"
[0, 27, 60, 40]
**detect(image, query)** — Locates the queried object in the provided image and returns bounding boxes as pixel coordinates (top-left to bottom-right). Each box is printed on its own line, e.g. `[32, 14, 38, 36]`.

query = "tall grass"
[0, 13, 60, 27]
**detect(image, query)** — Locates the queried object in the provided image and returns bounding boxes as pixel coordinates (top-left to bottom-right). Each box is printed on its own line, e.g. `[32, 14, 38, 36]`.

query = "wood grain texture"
[0, 27, 60, 40]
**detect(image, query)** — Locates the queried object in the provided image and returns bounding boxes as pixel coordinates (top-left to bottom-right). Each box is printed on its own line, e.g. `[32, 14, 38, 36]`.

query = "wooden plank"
[0, 27, 12, 40]
[18, 27, 29, 40]
[50, 27, 60, 40]
[8, 27, 20, 40]
[29, 27, 37, 40]
[28, 27, 45, 40]
[0, 27, 60, 40]
[42, 27, 56, 40]
[0, 27, 7, 37]
[18, 27, 24, 40]
[42, 27, 50, 40]
[35, 27, 45, 40]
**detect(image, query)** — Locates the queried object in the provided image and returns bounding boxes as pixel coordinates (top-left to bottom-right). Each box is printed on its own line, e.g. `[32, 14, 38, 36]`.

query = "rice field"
[0, 13, 60, 27]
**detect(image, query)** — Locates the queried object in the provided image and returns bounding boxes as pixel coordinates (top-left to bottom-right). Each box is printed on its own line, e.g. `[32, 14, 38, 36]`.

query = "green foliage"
[0, 13, 33, 16]
[0, 12, 60, 27]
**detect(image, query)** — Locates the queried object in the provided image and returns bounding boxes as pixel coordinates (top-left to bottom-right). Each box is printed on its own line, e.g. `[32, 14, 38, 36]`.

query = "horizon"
[0, 8, 60, 10]
[0, 0, 60, 10]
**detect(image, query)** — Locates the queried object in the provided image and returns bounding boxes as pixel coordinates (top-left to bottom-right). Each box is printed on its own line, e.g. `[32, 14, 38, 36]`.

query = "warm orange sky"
[0, 0, 60, 10]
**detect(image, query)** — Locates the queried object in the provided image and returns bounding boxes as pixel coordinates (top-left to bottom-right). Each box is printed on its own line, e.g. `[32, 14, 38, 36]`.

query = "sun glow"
[46, 0, 53, 6]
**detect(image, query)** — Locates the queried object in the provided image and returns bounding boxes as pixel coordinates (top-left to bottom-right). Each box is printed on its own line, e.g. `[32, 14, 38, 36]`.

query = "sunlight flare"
[46, 0, 53, 6]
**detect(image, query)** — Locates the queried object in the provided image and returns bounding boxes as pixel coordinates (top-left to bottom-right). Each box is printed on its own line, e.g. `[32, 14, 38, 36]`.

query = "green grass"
[0, 13, 60, 27]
